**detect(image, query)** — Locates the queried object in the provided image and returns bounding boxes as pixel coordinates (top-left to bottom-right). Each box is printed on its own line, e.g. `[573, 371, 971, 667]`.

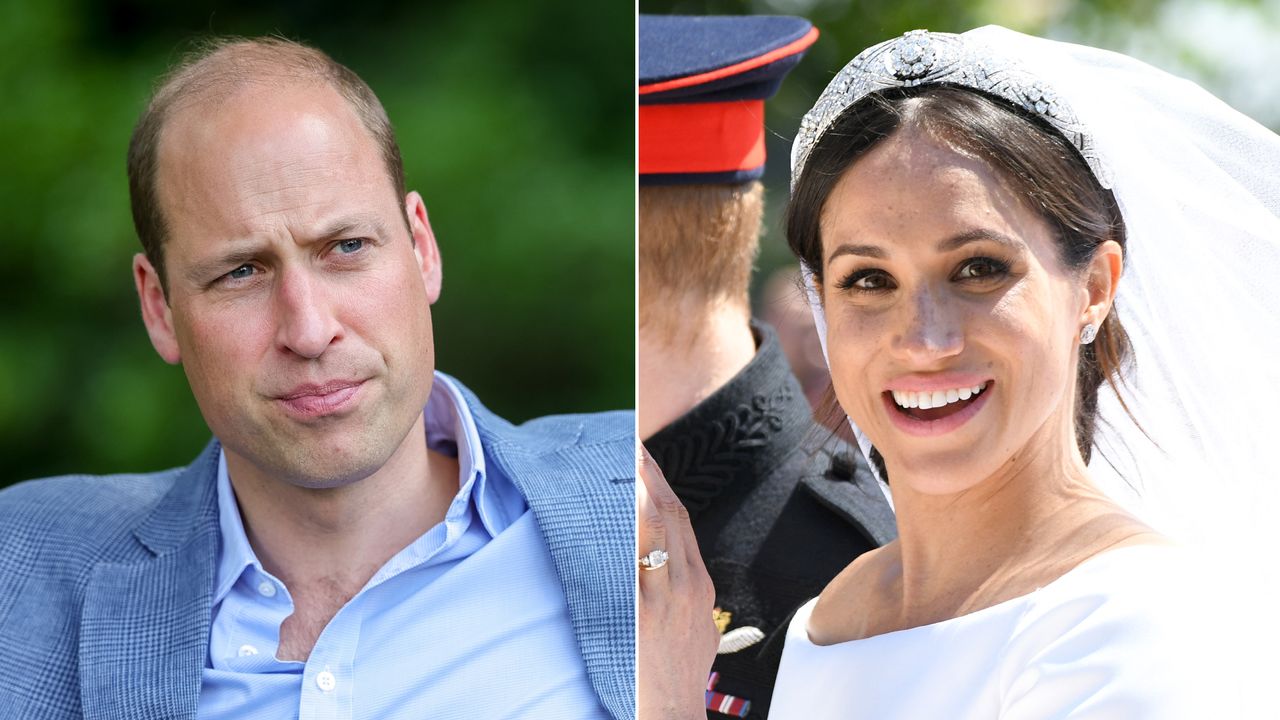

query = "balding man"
[0, 38, 633, 719]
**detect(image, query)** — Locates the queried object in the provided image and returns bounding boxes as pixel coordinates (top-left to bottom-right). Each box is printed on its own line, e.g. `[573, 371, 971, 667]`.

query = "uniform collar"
[645, 321, 816, 517]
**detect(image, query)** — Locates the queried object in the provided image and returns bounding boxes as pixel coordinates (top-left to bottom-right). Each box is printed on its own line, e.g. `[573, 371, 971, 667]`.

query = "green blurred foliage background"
[1, 0, 634, 484]
[639, 0, 1280, 310]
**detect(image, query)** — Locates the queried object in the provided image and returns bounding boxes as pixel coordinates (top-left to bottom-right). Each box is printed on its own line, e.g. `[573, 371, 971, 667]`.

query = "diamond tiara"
[792, 30, 1110, 190]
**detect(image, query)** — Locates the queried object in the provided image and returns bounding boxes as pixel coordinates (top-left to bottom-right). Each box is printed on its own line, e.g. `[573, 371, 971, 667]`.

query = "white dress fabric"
[770, 546, 1242, 719]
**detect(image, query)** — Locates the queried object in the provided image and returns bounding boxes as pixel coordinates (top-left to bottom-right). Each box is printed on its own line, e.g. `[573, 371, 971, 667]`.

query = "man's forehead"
[154, 81, 394, 247]
[162, 81, 370, 167]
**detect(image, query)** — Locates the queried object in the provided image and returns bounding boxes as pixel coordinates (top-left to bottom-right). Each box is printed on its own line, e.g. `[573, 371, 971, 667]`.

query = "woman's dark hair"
[788, 85, 1133, 462]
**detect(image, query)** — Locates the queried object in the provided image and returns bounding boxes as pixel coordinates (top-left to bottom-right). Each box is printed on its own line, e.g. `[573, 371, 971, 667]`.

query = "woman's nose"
[890, 284, 964, 365]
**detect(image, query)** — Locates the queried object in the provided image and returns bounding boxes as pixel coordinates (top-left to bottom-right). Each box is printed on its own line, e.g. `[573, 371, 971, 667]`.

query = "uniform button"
[257, 581, 277, 598]
[238, 644, 259, 657]
[316, 670, 336, 692]
[828, 452, 856, 481]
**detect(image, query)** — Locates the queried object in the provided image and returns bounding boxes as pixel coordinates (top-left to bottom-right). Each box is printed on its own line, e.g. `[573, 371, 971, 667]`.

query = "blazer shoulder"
[495, 411, 635, 486]
[516, 409, 634, 448]
[0, 469, 182, 563]
[448, 376, 633, 449]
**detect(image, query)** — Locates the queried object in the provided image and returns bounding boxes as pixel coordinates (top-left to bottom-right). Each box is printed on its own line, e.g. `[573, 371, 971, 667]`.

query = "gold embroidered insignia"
[713, 607, 732, 634]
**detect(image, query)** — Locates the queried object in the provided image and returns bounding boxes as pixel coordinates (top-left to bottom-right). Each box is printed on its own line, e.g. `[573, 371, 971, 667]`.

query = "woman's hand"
[637, 443, 719, 720]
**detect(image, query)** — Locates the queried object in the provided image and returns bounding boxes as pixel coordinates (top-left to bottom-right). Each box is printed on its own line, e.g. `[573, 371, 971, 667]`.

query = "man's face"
[135, 82, 442, 488]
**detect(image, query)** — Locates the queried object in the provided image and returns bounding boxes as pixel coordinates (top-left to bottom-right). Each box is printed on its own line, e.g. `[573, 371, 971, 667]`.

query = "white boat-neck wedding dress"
[769, 545, 1241, 718]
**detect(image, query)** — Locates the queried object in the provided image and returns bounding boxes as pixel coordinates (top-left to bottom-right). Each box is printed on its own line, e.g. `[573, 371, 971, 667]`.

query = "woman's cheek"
[986, 293, 1070, 430]
[826, 308, 888, 432]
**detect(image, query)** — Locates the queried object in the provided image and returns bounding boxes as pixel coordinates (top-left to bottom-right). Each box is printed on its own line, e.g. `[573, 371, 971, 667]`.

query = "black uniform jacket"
[647, 323, 897, 719]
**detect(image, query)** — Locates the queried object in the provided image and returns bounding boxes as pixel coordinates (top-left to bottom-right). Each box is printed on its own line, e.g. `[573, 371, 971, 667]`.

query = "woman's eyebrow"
[826, 243, 886, 267]
[937, 228, 1023, 253]
[825, 229, 1023, 268]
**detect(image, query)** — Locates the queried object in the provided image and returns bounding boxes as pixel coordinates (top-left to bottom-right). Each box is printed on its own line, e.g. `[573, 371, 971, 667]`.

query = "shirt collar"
[425, 373, 524, 537]
[212, 371, 525, 607]
[213, 451, 256, 607]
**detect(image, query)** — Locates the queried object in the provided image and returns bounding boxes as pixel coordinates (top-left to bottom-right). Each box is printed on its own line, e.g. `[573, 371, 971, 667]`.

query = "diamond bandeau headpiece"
[792, 30, 1111, 190]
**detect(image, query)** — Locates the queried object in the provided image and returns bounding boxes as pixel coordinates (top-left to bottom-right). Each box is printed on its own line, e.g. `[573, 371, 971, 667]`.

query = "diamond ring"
[639, 549, 670, 571]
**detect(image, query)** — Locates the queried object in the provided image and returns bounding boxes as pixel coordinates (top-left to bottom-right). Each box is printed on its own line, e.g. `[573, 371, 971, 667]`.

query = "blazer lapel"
[485, 422, 637, 720]
[79, 442, 221, 720]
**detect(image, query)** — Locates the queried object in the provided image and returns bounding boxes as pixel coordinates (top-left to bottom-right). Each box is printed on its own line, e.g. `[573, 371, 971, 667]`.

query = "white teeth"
[892, 382, 988, 410]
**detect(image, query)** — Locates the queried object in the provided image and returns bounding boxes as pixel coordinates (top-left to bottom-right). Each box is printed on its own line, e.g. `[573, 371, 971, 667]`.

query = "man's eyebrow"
[314, 214, 389, 243]
[825, 228, 1024, 268]
[181, 214, 393, 285]
[184, 245, 263, 284]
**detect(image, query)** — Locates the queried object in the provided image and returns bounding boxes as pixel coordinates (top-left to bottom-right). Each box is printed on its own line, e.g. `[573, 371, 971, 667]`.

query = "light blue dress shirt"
[199, 374, 610, 719]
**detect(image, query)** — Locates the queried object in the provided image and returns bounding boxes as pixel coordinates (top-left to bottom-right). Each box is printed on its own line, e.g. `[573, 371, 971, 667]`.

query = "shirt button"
[238, 644, 259, 657]
[257, 581, 277, 598]
[316, 670, 337, 692]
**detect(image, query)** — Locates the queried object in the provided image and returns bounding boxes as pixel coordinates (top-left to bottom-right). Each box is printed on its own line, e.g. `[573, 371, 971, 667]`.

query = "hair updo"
[787, 85, 1133, 462]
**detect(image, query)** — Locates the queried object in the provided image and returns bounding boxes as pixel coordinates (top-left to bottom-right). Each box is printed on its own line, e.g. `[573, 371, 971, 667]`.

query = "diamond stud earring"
[1080, 323, 1098, 345]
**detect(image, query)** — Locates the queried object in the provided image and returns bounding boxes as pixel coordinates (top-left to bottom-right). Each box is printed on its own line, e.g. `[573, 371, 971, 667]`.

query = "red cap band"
[639, 100, 765, 175]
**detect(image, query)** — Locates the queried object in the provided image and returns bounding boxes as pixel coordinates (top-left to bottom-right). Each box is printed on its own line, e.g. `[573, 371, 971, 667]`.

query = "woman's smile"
[881, 380, 993, 437]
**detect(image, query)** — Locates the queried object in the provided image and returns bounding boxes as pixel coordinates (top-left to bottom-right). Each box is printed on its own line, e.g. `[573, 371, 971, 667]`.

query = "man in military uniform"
[638, 14, 897, 719]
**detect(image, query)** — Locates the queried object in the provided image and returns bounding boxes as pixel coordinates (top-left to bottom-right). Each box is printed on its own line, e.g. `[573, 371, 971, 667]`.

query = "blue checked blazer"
[0, 379, 636, 720]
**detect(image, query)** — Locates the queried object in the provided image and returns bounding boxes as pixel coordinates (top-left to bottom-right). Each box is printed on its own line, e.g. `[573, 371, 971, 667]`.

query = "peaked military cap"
[639, 14, 818, 185]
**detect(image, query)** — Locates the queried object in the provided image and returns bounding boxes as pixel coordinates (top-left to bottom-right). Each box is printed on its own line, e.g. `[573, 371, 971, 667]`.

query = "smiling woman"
[793, 85, 1131, 470]
[787, 76, 1150, 620]
[760, 26, 1277, 718]
[793, 89, 1127, 494]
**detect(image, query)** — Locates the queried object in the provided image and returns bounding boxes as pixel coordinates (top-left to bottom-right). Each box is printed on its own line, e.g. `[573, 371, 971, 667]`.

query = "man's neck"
[225, 412, 460, 601]
[638, 295, 756, 440]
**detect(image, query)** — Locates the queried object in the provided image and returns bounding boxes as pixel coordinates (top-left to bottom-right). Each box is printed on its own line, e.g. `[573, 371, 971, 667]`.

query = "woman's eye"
[837, 269, 894, 292]
[956, 257, 1008, 280]
[856, 273, 888, 290]
[336, 238, 365, 254]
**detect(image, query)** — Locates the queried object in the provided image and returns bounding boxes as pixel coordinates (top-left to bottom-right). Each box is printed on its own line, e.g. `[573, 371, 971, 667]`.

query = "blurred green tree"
[0, 0, 634, 484]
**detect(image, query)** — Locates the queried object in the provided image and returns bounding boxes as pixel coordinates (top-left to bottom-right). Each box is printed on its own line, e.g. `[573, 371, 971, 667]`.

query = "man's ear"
[405, 191, 442, 304]
[1080, 239, 1123, 331]
[133, 253, 181, 364]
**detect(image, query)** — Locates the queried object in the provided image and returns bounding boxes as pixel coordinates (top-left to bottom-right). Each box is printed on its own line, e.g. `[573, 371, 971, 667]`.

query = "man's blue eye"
[228, 264, 254, 280]
[337, 239, 364, 254]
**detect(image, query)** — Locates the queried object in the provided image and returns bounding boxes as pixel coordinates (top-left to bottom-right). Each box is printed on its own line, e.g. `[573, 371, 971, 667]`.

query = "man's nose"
[273, 268, 342, 359]
[890, 284, 964, 365]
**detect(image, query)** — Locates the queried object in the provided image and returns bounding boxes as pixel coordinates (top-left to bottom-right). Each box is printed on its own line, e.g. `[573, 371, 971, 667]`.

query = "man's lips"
[276, 380, 364, 400]
[273, 380, 365, 418]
